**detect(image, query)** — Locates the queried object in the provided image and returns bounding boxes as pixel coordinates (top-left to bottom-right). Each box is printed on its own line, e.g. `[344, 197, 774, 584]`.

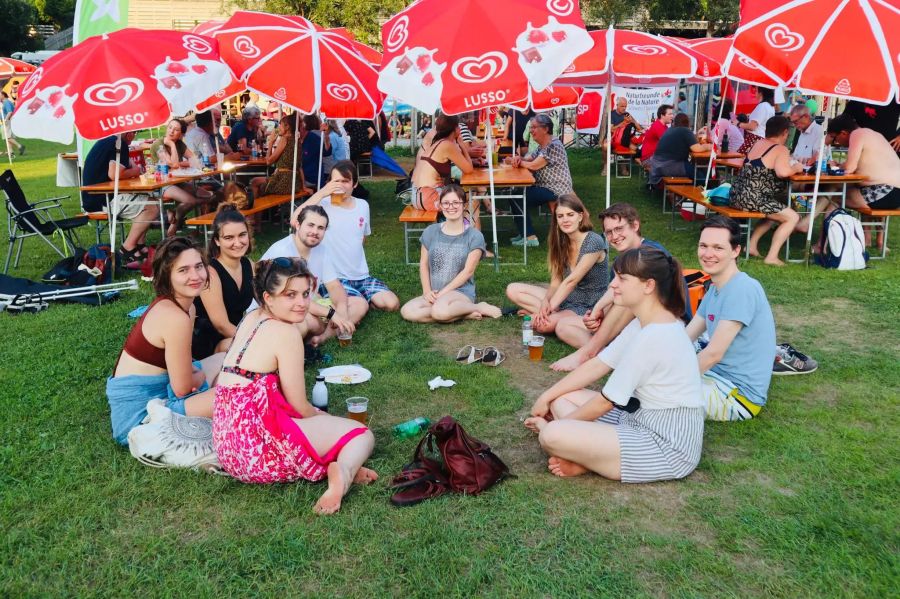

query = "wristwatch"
[325, 306, 336, 322]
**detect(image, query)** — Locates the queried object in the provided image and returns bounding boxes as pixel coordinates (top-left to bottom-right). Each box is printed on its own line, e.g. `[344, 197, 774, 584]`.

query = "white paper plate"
[318, 364, 372, 385]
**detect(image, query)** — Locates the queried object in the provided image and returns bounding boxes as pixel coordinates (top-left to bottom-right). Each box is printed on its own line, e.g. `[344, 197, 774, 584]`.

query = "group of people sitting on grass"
[106, 138, 825, 513]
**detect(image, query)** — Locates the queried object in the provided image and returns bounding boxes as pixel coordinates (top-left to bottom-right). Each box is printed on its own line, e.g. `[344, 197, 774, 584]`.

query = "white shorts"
[106, 193, 152, 220]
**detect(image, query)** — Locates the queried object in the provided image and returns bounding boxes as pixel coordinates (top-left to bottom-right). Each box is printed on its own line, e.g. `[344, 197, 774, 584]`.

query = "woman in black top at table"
[193, 204, 255, 359]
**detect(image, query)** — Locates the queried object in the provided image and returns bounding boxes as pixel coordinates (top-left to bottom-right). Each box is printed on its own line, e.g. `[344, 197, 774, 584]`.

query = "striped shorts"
[598, 406, 704, 483]
[701, 371, 763, 421]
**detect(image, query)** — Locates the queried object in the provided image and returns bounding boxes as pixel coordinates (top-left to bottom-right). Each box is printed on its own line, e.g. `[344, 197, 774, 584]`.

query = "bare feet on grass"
[313, 462, 351, 515]
[763, 257, 785, 266]
[550, 351, 586, 372]
[548, 456, 588, 478]
[352, 467, 378, 485]
[523, 416, 549, 433]
[476, 302, 502, 319]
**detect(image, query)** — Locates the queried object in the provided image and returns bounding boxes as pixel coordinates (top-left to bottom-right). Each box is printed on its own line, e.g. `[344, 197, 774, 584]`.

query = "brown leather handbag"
[423, 415, 510, 495]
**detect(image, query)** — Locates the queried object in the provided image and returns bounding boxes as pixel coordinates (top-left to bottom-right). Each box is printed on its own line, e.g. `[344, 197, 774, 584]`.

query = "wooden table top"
[80, 169, 222, 193]
[460, 166, 535, 187]
[691, 151, 744, 160]
[789, 173, 867, 183]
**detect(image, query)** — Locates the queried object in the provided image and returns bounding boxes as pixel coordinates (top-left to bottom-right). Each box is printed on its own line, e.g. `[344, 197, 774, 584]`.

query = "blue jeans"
[510, 186, 557, 237]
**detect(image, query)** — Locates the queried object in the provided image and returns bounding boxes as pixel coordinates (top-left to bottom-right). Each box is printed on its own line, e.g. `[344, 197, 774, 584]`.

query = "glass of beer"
[346, 397, 368, 424]
[331, 191, 345, 206]
[337, 331, 352, 347]
[528, 336, 545, 362]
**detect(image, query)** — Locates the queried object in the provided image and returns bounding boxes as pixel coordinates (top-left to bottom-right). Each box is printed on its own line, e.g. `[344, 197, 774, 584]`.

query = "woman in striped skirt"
[524, 248, 704, 483]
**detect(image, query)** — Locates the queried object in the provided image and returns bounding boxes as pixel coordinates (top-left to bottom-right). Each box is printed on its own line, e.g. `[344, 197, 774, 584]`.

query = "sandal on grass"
[481, 346, 506, 367]
[118, 246, 144, 269]
[455, 345, 484, 364]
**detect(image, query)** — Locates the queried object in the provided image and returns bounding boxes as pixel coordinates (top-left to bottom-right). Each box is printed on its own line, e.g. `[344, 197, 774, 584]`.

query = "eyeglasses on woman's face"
[440, 200, 464, 208]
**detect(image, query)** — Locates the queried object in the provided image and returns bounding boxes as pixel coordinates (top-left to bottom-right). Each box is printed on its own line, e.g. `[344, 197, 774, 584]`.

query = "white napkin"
[428, 376, 456, 391]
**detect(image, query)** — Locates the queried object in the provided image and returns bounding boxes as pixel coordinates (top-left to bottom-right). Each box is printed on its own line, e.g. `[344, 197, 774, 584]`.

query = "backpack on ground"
[816, 209, 868, 270]
[81, 244, 114, 284]
[683, 269, 712, 317]
[389, 415, 510, 506]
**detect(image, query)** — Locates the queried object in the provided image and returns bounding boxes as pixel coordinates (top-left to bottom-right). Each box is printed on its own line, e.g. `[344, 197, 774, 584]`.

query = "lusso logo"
[99, 112, 149, 132]
[546, 0, 575, 17]
[85, 78, 144, 106]
[234, 36, 260, 58]
[622, 44, 667, 56]
[452, 52, 508, 84]
[20, 67, 44, 98]
[764, 23, 804, 52]
[327, 84, 358, 102]
[386, 16, 409, 53]
[182, 35, 213, 55]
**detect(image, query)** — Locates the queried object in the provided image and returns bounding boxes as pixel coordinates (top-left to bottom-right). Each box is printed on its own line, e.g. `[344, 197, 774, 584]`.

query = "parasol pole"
[485, 115, 500, 272]
[605, 78, 613, 209]
[317, 112, 325, 189]
[110, 134, 121, 277]
[702, 82, 730, 190]
[804, 114, 830, 266]
[1, 111, 12, 165]
[290, 109, 301, 216]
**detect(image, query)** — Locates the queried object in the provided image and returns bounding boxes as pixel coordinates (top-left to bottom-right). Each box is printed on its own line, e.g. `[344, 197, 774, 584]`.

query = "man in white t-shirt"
[293, 160, 400, 312]
[256, 205, 364, 344]
[789, 104, 825, 165]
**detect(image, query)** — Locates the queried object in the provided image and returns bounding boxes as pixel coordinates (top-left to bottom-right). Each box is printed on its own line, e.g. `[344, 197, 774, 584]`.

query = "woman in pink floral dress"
[213, 257, 377, 514]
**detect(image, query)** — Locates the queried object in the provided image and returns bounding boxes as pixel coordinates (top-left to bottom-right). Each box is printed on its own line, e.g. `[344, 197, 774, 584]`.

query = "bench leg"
[404, 222, 410, 265]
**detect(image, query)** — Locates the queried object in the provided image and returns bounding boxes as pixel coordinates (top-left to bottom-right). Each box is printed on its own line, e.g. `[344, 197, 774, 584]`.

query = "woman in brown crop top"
[106, 237, 223, 445]
[412, 114, 473, 210]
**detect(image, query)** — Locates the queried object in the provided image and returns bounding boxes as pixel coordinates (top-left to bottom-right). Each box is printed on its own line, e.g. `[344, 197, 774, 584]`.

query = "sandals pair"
[454, 345, 505, 367]
[389, 460, 450, 507]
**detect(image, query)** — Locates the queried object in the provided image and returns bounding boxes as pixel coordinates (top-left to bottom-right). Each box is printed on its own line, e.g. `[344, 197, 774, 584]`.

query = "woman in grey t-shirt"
[400, 185, 502, 323]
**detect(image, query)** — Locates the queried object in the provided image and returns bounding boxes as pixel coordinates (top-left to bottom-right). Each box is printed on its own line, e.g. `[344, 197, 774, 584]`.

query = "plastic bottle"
[721, 132, 729, 153]
[393, 417, 430, 439]
[522, 315, 533, 346]
[156, 147, 169, 179]
[311, 376, 328, 412]
[250, 140, 258, 159]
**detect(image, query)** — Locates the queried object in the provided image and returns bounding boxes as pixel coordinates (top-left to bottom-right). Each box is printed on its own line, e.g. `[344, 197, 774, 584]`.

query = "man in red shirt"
[640, 104, 674, 163]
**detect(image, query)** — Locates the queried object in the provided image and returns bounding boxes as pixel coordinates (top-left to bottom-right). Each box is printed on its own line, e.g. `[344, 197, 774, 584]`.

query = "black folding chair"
[2, 169, 88, 273]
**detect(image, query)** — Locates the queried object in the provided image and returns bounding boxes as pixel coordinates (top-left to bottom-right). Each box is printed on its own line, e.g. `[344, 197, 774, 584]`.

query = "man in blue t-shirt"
[686, 216, 776, 420]
[226, 106, 262, 153]
[550, 203, 674, 372]
[81, 132, 160, 262]
[1, 91, 24, 156]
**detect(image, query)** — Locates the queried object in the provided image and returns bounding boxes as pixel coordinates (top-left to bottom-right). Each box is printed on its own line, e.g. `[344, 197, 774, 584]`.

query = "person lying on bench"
[524, 248, 704, 483]
[685, 217, 776, 421]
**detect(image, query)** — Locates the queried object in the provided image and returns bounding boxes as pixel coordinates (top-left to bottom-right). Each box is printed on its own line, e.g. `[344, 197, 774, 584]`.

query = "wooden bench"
[614, 148, 637, 178]
[854, 204, 900, 259]
[185, 190, 310, 236]
[399, 205, 438, 264]
[658, 177, 693, 214]
[667, 185, 766, 258]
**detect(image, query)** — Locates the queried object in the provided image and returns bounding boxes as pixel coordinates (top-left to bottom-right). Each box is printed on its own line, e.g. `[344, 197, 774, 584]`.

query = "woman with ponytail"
[524, 248, 704, 483]
[193, 204, 255, 359]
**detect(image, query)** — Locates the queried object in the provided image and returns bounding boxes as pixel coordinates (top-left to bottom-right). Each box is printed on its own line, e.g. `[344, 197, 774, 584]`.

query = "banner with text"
[610, 86, 676, 129]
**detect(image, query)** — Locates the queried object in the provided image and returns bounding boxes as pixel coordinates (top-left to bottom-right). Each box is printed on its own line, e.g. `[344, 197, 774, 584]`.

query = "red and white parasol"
[10, 29, 232, 143]
[214, 11, 384, 119]
[377, 0, 594, 115]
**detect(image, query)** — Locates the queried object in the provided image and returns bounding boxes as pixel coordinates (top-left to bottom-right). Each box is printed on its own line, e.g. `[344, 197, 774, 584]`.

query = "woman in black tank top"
[194, 205, 255, 358]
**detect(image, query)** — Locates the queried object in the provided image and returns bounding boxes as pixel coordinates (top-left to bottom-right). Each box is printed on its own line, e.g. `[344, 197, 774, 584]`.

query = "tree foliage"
[231, 0, 407, 46]
[582, 0, 739, 34]
[31, 0, 76, 29]
[1, 0, 42, 56]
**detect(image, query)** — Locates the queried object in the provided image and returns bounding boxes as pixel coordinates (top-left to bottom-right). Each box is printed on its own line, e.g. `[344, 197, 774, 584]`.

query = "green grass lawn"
[1, 140, 898, 597]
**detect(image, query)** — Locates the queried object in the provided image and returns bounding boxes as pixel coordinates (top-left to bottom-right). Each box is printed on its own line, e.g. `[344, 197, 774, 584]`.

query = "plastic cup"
[216, 152, 224, 166]
[346, 397, 368, 424]
[528, 335, 545, 361]
[337, 331, 352, 347]
[331, 191, 345, 206]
